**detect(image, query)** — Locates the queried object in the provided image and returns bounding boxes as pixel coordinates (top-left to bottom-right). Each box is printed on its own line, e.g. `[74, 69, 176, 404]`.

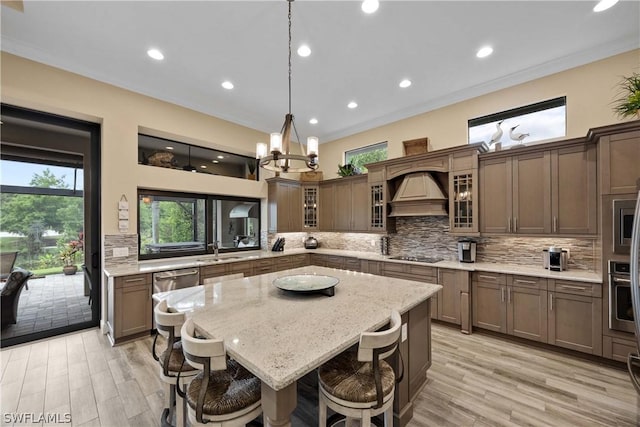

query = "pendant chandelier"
[256, 0, 319, 173]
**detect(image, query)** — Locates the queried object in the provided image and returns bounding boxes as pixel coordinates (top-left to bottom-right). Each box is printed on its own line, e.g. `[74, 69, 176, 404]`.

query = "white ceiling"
[1, 1, 639, 144]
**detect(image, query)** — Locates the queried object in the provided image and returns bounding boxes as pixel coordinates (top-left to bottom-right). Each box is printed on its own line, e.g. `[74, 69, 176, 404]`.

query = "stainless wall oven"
[613, 199, 636, 254]
[609, 260, 634, 333]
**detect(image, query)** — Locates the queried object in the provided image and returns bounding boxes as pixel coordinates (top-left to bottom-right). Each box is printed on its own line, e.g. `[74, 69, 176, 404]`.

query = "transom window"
[344, 141, 388, 173]
[468, 97, 566, 149]
[138, 190, 260, 260]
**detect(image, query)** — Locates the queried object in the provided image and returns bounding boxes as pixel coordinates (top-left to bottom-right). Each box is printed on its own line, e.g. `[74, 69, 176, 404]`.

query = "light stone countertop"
[104, 247, 603, 283]
[160, 266, 441, 391]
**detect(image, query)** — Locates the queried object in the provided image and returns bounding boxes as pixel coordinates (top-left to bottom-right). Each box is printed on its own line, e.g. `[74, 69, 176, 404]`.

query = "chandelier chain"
[288, 0, 292, 115]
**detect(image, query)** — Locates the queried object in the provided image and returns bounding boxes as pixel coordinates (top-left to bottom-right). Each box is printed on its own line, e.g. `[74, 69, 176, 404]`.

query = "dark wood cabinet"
[267, 178, 302, 232]
[479, 141, 597, 236]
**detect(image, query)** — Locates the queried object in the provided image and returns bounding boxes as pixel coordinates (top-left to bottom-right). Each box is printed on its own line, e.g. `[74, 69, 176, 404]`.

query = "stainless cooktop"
[388, 256, 444, 264]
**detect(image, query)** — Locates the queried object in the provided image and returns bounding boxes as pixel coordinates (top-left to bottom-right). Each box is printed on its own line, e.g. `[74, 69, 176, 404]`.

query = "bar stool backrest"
[154, 299, 186, 338]
[181, 318, 227, 371]
[357, 310, 402, 363]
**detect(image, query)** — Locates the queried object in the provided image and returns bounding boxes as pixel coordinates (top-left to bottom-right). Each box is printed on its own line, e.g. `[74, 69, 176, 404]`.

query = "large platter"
[273, 274, 339, 296]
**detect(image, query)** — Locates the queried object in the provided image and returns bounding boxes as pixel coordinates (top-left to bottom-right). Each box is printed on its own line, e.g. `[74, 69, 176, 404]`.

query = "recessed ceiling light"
[221, 81, 234, 90]
[593, 0, 618, 12]
[212, 160, 219, 164]
[361, 0, 379, 14]
[217, 155, 224, 159]
[165, 146, 174, 150]
[309, 118, 318, 125]
[348, 101, 358, 109]
[297, 45, 311, 57]
[200, 165, 207, 169]
[147, 48, 164, 61]
[399, 79, 412, 88]
[476, 46, 493, 58]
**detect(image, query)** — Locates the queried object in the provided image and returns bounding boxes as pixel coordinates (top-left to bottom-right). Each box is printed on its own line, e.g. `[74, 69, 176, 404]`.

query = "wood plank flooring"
[1, 323, 639, 426]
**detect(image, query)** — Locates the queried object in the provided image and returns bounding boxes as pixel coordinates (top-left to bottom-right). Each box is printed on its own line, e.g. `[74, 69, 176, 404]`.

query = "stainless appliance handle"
[613, 277, 632, 284]
[628, 188, 640, 393]
[156, 270, 199, 279]
[557, 284, 588, 291]
[630, 189, 640, 347]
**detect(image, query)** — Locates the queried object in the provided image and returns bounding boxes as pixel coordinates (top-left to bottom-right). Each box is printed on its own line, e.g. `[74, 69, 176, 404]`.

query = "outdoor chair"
[0, 251, 18, 281]
[1, 268, 33, 328]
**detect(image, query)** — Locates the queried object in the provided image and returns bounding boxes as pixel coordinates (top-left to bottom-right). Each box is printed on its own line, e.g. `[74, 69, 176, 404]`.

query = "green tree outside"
[345, 146, 387, 173]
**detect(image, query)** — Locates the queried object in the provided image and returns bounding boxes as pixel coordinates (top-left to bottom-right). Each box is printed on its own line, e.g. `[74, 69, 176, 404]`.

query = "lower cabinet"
[473, 273, 602, 355]
[548, 279, 602, 356]
[108, 273, 152, 344]
[438, 269, 469, 332]
[603, 335, 637, 362]
[361, 260, 382, 275]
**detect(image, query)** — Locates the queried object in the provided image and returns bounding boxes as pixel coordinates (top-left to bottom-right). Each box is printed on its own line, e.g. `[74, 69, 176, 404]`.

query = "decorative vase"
[63, 265, 77, 276]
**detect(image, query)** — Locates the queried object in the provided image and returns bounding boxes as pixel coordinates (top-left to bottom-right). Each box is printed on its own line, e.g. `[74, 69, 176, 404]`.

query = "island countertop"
[160, 265, 442, 391]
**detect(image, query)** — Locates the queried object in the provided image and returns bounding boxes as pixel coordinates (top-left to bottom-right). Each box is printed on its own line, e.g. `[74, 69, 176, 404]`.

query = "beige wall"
[320, 49, 640, 172]
[1, 52, 270, 238]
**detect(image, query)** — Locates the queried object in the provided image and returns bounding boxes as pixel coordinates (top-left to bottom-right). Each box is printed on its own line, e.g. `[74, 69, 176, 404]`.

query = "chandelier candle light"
[256, 0, 319, 173]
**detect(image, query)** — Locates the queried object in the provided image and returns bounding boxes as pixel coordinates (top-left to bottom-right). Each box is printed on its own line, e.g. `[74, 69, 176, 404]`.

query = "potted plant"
[613, 72, 640, 119]
[60, 233, 83, 275]
[337, 162, 361, 177]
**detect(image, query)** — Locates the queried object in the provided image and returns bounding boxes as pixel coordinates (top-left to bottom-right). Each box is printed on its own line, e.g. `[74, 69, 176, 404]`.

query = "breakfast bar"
[159, 265, 441, 426]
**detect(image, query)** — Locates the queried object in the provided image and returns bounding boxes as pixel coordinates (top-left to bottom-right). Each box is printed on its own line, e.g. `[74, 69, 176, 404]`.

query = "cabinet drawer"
[115, 273, 151, 288]
[383, 262, 436, 282]
[324, 256, 344, 269]
[254, 259, 274, 268]
[254, 266, 274, 275]
[289, 254, 308, 268]
[473, 272, 507, 285]
[200, 264, 228, 279]
[343, 257, 361, 271]
[275, 256, 293, 269]
[228, 261, 253, 275]
[549, 280, 601, 297]
[410, 265, 436, 279]
[510, 275, 547, 290]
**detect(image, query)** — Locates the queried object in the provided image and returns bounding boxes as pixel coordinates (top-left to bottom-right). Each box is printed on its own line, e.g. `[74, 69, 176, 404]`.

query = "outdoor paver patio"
[1, 271, 92, 340]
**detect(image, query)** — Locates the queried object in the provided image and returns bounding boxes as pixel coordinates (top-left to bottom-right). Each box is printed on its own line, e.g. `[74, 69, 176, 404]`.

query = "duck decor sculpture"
[488, 120, 504, 147]
[509, 124, 529, 145]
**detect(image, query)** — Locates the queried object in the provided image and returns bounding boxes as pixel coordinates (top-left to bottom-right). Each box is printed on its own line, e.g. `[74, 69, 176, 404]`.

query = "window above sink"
[138, 189, 261, 261]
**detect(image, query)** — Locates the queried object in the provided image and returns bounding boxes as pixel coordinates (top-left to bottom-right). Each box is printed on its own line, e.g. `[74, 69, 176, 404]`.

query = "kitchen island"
[158, 265, 441, 427]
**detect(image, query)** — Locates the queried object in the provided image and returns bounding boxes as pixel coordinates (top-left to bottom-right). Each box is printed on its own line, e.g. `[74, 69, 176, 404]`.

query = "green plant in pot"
[613, 72, 640, 119]
[337, 163, 361, 177]
[60, 234, 83, 275]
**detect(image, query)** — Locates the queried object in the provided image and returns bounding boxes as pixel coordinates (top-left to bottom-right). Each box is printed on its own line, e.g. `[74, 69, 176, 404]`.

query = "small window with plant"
[343, 141, 387, 174]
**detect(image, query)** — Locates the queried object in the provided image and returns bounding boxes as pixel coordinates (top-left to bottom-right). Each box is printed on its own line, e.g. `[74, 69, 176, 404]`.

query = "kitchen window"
[468, 97, 566, 148]
[138, 190, 260, 260]
[345, 141, 387, 173]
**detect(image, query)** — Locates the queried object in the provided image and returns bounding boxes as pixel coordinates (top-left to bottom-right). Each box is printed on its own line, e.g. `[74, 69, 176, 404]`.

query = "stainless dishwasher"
[152, 267, 200, 327]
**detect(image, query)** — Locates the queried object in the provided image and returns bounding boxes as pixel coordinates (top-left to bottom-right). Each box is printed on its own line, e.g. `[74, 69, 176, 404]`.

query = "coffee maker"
[457, 239, 476, 263]
[542, 247, 568, 271]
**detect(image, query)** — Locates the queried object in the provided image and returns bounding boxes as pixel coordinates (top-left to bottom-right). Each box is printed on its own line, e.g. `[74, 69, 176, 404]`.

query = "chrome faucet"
[208, 241, 220, 258]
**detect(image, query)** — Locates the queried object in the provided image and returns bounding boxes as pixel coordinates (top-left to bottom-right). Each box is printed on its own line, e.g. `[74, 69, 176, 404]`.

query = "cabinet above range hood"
[389, 172, 448, 217]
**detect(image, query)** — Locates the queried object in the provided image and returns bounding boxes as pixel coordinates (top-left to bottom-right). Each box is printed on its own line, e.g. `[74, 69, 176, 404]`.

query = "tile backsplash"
[103, 234, 138, 269]
[274, 216, 600, 271]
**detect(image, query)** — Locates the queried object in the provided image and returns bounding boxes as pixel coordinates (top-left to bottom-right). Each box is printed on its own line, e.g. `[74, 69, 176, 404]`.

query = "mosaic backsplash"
[103, 234, 138, 269]
[272, 216, 600, 272]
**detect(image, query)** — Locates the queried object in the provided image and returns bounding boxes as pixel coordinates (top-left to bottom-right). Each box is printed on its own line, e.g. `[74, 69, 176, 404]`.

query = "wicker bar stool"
[179, 318, 262, 426]
[152, 300, 199, 427]
[318, 310, 403, 427]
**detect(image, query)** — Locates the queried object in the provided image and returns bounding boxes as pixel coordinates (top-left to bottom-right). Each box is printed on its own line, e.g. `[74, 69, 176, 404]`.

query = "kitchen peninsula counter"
[160, 266, 441, 426]
[104, 247, 602, 283]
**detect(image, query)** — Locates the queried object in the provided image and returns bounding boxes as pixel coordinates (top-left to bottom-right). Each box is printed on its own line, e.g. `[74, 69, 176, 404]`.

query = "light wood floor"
[1, 324, 639, 426]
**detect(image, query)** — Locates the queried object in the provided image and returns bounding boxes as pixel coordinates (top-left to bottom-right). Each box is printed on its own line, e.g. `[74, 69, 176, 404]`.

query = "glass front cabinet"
[449, 169, 479, 234]
[367, 166, 395, 233]
[302, 184, 319, 230]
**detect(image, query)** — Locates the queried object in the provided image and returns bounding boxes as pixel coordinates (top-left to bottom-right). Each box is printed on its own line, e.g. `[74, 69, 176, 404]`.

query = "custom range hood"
[389, 172, 448, 217]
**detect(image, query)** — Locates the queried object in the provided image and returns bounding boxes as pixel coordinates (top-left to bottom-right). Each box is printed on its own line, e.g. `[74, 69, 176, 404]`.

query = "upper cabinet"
[599, 129, 640, 195]
[302, 183, 319, 230]
[479, 141, 597, 235]
[267, 178, 302, 233]
[449, 151, 480, 235]
[367, 166, 396, 233]
[321, 175, 369, 232]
